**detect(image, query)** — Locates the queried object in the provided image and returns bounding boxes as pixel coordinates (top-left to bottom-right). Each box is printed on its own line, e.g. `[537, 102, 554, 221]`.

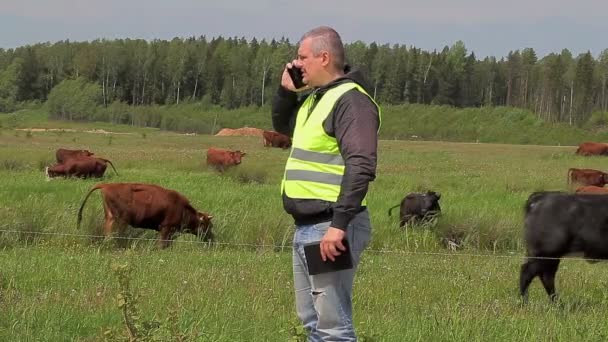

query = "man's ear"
[320, 51, 331, 67]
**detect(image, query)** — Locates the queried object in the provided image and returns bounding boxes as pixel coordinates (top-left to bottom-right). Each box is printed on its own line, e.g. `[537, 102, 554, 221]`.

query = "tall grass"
[1, 125, 606, 251]
[2, 247, 608, 341]
[2, 121, 608, 340]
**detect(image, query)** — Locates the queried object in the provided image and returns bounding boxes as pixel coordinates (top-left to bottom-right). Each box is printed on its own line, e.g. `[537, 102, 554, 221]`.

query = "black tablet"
[303, 239, 353, 275]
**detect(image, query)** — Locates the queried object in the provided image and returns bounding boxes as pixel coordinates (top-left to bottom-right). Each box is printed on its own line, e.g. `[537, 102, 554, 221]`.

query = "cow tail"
[524, 197, 534, 215]
[387, 203, 400, 217]
[99, 158, 118, 176]
[77, 185, 103, 229]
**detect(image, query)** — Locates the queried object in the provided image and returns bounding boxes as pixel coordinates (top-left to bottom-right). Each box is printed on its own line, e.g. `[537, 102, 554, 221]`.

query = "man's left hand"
[320, 227, 346, 262]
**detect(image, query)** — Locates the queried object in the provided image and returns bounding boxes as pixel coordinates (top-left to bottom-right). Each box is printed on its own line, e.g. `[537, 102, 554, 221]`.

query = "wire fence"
[0, 228, 601, 262]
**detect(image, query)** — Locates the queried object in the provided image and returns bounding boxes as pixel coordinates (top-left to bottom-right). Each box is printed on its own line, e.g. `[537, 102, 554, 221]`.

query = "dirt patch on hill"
[215, 127, 265, 137]
[16, 128, 76, 132]
[15, 128, 134, 135]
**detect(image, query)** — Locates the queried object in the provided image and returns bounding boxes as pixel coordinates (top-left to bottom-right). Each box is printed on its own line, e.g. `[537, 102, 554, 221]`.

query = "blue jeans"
[292, 209, 372, 342]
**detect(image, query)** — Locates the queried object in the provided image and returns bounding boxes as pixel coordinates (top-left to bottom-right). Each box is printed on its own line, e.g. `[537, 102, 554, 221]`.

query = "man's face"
[296, 37, 326, 87]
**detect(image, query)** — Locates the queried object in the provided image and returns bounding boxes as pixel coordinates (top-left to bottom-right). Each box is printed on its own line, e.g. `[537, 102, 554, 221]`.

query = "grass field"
[2, 118, 608, 341]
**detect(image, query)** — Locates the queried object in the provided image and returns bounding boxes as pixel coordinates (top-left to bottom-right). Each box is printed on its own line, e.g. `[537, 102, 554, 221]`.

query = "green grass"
[0, 108, 159, 134]
[1, 127, 588, 252]
[2, 247, 608, 341]
[4, 104, 608, 145]
[2, 121, 608, 251]
[2, 119, 608, 340]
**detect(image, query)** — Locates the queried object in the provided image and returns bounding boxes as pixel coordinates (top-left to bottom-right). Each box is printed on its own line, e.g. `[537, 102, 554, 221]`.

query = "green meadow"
[2, 112, 608, 341]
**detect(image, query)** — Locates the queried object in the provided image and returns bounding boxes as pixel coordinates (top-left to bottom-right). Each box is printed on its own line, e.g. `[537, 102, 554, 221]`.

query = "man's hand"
[320, 227, 346, 262]
[281, 60, 310, 92]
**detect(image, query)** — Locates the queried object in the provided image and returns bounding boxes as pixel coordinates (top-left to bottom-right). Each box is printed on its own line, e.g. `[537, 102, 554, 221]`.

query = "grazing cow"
[262, 130, 292, 149]
[575, 142, 608, 156]
[567, 168, 608, 187]
[56, 148, 94, 163]
[77, 183, 214, 248]
[575, 185, 608, 194]
[520, 191, 608, 302]
[206, 147, 246, 172]
[45, 157, 118, 179]
[388, 191, 441, 227]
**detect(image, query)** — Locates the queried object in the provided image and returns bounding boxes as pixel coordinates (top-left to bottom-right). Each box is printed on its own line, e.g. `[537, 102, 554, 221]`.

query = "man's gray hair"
[299, 26, 345, 71]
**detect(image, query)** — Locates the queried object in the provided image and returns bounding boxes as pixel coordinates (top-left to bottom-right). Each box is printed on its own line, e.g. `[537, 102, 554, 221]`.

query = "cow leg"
[102, 203, 115, 238]
[115, 221, 133, 248]
[102, 202, 129, 244]
[520, 258, 544, 303]
[158, 226, 174, 249]
[539, 259, 560, 302]
[401, 215, 412, 228]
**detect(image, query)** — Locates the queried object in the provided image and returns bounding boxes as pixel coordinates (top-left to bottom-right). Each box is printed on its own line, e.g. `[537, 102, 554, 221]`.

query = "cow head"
[45, 164, 65, 179]
[196, 212, 214, 242]
[231, 151, 246, 165]
[421, 191, 442, 216]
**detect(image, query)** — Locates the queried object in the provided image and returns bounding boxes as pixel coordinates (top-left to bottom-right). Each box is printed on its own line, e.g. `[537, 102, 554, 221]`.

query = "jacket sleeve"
[271, 86, 299, 137]
[327, 90, 380, 230]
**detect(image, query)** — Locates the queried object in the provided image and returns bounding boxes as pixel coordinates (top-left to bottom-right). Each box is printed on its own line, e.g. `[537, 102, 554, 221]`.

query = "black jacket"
[271, 66, 380, 230]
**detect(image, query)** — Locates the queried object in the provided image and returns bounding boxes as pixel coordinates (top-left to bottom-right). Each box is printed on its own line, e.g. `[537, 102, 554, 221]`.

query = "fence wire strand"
[0, 228, 602, 262]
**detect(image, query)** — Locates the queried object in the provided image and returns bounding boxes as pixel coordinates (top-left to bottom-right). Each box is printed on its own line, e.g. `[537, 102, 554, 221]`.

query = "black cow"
[388, 191, 441, 227]
[520, 191, 608, 302]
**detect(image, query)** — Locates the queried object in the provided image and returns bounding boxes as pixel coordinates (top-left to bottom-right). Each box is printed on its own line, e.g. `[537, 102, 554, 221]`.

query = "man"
[272, 26, 380, 341]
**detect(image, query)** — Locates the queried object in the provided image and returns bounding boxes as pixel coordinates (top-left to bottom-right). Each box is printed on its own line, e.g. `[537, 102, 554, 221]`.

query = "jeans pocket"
[312, 221, 331, 234]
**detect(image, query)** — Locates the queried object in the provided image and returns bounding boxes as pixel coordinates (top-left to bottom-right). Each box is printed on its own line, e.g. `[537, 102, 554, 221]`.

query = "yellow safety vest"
[281, 82, 381, 204]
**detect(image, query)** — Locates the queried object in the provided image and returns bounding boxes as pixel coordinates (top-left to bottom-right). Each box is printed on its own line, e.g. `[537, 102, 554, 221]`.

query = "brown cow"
[206, 147, 246, 172]
[575, 185, 608, 194]
[575, 142, 608, 156]
[262, 130, 292, 149]
[77, 183, 213, 248]
[56, 148, 94, 163]
[46, 157, 118, 179]
[567, 168, 608, 187]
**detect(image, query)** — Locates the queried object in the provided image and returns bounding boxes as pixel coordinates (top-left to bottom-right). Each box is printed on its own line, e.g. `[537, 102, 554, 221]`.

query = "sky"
[0, 0, 606, 59]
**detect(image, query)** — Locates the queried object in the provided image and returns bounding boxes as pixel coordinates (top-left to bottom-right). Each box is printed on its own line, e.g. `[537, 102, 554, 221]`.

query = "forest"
[0, 35, 607, 126]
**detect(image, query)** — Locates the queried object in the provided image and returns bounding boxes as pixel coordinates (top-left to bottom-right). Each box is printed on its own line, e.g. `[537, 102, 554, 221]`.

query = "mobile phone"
[303, 239, 353, 275]
[287, 66, 306, 89]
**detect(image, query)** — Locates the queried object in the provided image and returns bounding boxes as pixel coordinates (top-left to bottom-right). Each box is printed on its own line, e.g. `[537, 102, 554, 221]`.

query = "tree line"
[0, 36, 607, 124]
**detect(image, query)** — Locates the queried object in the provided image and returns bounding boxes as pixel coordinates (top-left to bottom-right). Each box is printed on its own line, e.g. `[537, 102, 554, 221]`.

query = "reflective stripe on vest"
[281, 82, 381, 203]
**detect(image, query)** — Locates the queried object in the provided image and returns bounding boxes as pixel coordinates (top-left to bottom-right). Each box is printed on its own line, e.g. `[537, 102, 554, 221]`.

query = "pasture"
[2, 122, 608, 341]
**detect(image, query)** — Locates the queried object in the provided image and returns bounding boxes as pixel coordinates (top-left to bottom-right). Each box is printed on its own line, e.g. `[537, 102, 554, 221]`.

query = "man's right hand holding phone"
[282, 60, 309, 92]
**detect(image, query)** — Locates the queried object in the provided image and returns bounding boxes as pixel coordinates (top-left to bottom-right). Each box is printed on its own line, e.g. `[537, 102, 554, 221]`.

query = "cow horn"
[200, 214, 213, 220]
